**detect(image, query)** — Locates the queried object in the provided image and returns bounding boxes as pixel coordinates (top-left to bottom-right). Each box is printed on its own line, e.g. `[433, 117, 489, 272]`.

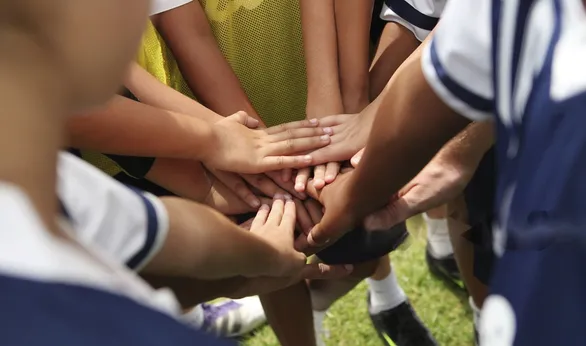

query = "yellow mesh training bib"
[138, 0, 308, 127]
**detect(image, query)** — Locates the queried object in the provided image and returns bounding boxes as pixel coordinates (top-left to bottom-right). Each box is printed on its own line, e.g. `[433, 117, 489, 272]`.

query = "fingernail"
[309, 118, 318, 125]
[344, 264, 354, 271]
[274, 193, 284, 199]
[295, 183, 305, 191]
[352, 156, 361, 165]
[323, 127, 333, 135]
[260, 204, 270, 211]
[320, 134, 330, 141]
[284, 193, 292, 200]
[325, 175, 334, 182]
[250, 199, 261, 208]
[303, 155, 312, 163]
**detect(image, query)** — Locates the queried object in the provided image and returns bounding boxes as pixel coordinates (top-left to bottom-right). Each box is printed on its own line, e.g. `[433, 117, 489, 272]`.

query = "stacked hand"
[248, 195, 352, 278]
[202, 111, 333, 174]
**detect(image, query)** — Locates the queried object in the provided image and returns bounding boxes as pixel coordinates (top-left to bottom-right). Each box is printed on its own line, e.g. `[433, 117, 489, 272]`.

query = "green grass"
[242, 215, 473, 346]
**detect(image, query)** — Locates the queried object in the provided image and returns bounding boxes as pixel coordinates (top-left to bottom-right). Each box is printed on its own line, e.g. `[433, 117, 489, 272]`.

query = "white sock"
[313, 310, 327, 346]
[424, 213, 454, 258]
[183, 304, 205, 328]
[366, 270, 407, 314]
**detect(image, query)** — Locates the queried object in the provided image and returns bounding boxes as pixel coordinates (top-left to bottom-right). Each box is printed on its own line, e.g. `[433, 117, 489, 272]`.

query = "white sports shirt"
[150, 0, 192, 15]
[379, 0, 447, 41]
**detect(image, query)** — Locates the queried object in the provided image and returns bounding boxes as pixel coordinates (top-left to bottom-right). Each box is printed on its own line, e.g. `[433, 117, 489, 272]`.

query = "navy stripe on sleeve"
[125, 187, 159, 270]
[384, 0, 439, 31]
[429, 40, 494, 112]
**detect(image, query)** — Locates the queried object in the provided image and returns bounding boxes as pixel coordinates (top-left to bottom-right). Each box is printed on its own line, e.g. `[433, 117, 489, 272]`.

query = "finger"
[264, 118, 319, 135]
[324, 162, 340, 184]
[267, 135, 330, 156]
[281, 169, 292, 182]
[312, 165, 326, 189]
[281, 199, 296, 230]
[267, 195, 285, 225]
[227, 111, 260, 129]
[214, 171, 261, 208]
[268, 127, 333, 142]
[307, 144, 353, 166]
[241, 174, 287, 198]
[294, 199, 313, 234]
[251, 204, 270, 230]
[265, 171, 306, 199]
[239, 217, 255, 230]
[313, 113, 353, 127]
[304, 178, 322, 201]
[299, 262, 354, 280]
[304, 199, 323, 225]
[350, 148, 365, 167]
[294, 168, 311, 193]
[259, 155, 314, 173]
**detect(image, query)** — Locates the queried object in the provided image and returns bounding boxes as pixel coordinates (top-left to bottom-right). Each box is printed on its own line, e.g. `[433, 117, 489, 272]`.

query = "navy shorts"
[463, 148, 496, 285]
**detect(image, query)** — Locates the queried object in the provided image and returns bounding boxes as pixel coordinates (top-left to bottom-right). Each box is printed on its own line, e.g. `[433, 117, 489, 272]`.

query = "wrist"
[189, 120, 217, 162]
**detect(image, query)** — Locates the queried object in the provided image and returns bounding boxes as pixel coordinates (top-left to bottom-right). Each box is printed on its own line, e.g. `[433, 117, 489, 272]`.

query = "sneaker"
[184, 297, 266, 338]
[425, 245, 465, 290]
[368, 294, 438, 346]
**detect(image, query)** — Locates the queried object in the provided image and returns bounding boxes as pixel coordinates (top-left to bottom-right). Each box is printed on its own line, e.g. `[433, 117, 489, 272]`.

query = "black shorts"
[463, 148, 496, 285]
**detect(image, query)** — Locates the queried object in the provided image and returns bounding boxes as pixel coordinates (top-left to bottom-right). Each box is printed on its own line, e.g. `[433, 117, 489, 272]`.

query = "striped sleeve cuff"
[422, 39, 494, 121]
[149, 0, 192, 16]
[125, 191, 169, 271]
[380, 0, 444, 41]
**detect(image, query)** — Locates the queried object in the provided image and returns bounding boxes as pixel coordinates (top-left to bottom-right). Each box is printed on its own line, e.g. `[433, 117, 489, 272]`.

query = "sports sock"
[367, 270, 407, 314]
[424, 213, 454, 258]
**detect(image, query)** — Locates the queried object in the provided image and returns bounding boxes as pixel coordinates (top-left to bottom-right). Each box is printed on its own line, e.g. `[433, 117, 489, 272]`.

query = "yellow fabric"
[138, 0, 308, 127]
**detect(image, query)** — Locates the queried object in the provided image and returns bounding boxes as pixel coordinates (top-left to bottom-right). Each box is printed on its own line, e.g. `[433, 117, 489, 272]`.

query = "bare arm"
[67, 95, 215, 159]
[124, 62, 223, 123]
[301, 0, 344, 117]
[143, 197, 280, 279]
[334, 0, 374, 113]
[152, 2, 262, 123]
[347, 45, 470, 216]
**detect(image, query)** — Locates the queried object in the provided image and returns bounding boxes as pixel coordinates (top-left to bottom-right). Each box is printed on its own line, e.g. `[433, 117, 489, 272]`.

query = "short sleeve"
[379, 0, 447, 41]
[421, 0, 495, 121]
[150, 0, 192, 15]
[57, 152, 169, 272]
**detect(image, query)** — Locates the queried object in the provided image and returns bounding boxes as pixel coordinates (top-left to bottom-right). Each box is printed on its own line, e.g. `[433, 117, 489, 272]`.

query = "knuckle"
[285, 139, 294, 150]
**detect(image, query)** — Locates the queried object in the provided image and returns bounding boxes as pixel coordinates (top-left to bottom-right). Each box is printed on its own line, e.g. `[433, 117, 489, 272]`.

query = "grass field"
[243, 215, 473, 346]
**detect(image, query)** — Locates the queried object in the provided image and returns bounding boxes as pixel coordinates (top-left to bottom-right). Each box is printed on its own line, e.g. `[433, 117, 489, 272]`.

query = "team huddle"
[2, 0, 586, 345]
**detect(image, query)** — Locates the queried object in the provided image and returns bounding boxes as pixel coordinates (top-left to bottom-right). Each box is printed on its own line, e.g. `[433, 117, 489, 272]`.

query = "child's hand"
[250, 195, 307, 277]
[203, 112, 332, 174]
[294, 163, 340, 193]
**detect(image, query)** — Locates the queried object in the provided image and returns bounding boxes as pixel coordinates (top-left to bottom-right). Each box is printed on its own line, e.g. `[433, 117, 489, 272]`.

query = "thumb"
[350, 148, 365, 167]
[363, 197, 414, 231]
[228, 111, 259, 129]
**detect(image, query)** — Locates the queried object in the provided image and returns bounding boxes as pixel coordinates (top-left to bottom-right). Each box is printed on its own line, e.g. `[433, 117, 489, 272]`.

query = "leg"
[260, 282, 316, 346]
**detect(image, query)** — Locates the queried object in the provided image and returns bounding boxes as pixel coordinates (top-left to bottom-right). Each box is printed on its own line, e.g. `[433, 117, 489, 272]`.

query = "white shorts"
[57, 152, 169, 271]
[379, 0, 447, 41]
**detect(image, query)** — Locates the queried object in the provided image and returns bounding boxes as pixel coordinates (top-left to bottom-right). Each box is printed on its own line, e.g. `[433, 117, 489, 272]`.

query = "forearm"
[436, 121, 495, 168]
[335, 0, 374, 113]
[301, 0, 344, 117]
[124, 62, 223, 123]
[347, 46, 470, 216]
[144, 197, 278, 279]
[67, 95, 214, 159]
[145, 158, 211, 203]
[369, 23, 419, 100]
[154, 2, 262, 122]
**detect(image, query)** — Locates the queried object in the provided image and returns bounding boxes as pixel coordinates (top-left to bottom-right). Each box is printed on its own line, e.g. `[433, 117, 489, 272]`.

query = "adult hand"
[203, 112, 332, 173]
[359, 151, 480, 231]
